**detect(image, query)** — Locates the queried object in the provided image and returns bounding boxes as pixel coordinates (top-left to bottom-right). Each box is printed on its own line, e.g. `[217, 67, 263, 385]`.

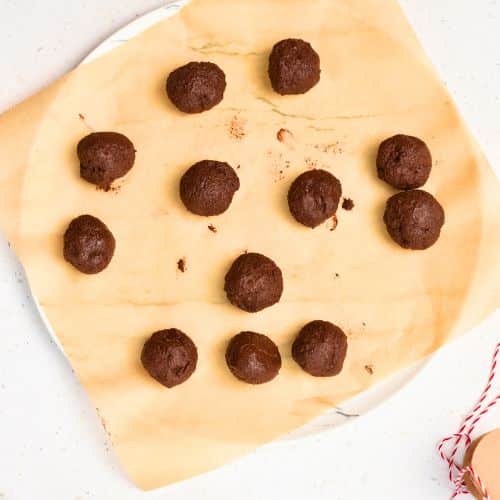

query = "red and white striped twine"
[438, 342, 499, 500]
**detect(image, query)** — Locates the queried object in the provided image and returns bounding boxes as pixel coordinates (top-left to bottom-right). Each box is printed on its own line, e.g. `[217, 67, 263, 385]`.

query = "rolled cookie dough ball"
[63, 214, 115, 274]
[383, 189, 445, 250]
[377, 134, 432, 190]
[224, 252, 284, 313]
[77, 132, 135, 191]
[141, 329, 198, 388]
[226, 331, 281, 384]
[268, 38, 321, 95]
[180, 160, 240, 216]
[166, 61, 226, 114]
[292, 320, 348, 377]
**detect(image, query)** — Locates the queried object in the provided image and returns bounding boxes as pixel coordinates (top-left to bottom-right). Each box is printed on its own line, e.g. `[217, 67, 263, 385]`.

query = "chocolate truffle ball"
[288, 169, 342, 228]
[377, 134, 432, 190]
[268, 38, 321, 95]
[180, 160, 240, 216]
[383, 190, 445, 250]
[226, 331, 282, 384]
[292, 320, 348, 377]
[166, 61, 226, 114]
[224, 252, 284, 313]
[63, 215, 115, 274]
[77, 132, 135, 191]
[141, 329, 198, 388]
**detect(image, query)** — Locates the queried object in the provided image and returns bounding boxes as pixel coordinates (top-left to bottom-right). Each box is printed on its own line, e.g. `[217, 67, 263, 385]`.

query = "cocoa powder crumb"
[305, 157, 318, 169]
[177, 258, 186, 272]
[208, 224, 217, 233]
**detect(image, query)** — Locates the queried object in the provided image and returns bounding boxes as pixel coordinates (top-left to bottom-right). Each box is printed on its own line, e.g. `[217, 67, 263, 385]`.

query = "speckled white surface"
[0, 1, 498, 499]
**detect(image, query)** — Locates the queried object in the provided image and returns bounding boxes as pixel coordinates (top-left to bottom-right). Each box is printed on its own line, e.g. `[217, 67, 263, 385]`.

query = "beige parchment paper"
[0, 0, 499, 490]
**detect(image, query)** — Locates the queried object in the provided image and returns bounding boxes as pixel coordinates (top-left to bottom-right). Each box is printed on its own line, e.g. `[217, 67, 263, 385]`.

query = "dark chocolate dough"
[225, 331, 281, 384]
[268, 38, 321, 95]
[292, 320, 348, 377]
[377, 134, 432, 190]
[141, 329, 198, 388]
[63, 215, 115, 274]
[383, 189, 445, 250]
[224, 252, 283, 312]
[166, 61, 226, 114]
[77, 132, 135, 191]
[180, 160, 240, 216]
[288, 169, 342, 228]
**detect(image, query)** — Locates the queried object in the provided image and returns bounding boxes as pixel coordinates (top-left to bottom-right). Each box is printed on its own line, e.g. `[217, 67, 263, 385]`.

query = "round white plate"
[35, 0, 426, 441]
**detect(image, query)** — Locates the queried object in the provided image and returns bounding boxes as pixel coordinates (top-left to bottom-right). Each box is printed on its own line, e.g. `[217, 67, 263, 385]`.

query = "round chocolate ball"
[288, 169, 342, 228]
[180, 160, 240, 216]
[166, 61, 226, 114]
[377, 134, 432, 190]
[77, 132, 135, 191]
[224, 252, 284, 313]
[141, 329, 198, 388]
[268, 38, 321, 95]
[292, 320, 348, 377]
[225, 331, 282, 384]
[63, 215, 115, 274]
[383, 189, 445, 250]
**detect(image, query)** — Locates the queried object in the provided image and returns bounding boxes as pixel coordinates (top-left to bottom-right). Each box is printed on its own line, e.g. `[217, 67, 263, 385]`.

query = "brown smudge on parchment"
[228, 114, 246, 140]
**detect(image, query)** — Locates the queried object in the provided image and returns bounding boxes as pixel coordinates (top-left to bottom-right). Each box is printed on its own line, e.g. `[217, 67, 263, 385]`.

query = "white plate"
[36, 0, 426, 441]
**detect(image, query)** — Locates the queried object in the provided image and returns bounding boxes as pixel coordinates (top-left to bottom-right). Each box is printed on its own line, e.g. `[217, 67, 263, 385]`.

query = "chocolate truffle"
[268, 38, 321, 95]
[141, 329, 198, 388]
[63, 215, 115, 274]
[180, 160, 240, 216]
[292, 320, 348, 377]
[377, 134, 432, 190]
[288, 169, 342, 228]
[226, 331, 281, 384]
[166, 61, 226, 114]
[383, 190, 445, 250]
[77, 132, 135, 191]
[224, 252, 283, 313]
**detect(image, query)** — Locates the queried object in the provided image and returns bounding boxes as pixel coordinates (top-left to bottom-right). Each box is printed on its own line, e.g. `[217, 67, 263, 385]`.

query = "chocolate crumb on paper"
[177, 258, 186, 272]
[364, 364, 374, 375]
[208, 224, 217, 233]
[77, 112, 95, 131]
[342, 198, 354, 211]
[329, 214, 338, 231]
[277, 128, 295, 148]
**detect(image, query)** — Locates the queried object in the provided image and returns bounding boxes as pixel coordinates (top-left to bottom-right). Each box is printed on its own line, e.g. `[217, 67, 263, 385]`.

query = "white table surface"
[0, 1, 498, 499]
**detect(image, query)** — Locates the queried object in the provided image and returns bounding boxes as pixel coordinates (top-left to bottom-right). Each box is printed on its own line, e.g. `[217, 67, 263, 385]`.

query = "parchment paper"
[0, 0, 498, 490]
